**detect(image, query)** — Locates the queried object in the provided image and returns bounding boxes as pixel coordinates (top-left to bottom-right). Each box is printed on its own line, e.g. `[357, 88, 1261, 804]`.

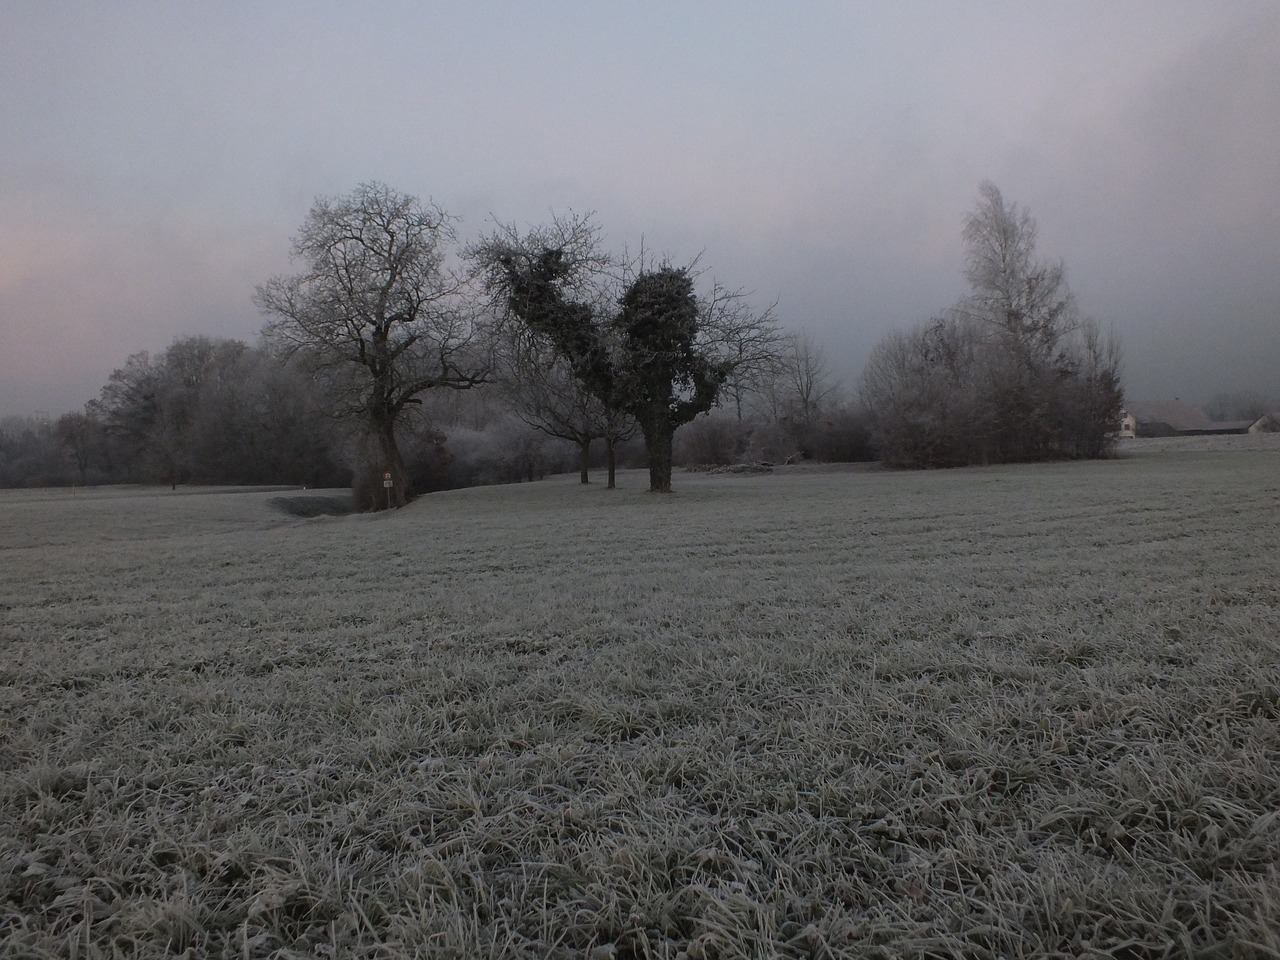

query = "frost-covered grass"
[2, 441, 1279, 959]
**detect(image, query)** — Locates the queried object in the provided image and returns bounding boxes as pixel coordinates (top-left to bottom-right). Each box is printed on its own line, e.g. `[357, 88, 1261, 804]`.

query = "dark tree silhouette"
[475, 220, 752, 492]
[613, 266, 729, 492]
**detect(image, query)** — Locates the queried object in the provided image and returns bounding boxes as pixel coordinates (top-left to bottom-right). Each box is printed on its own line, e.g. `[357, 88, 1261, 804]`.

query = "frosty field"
[2, 440, 1279, 959]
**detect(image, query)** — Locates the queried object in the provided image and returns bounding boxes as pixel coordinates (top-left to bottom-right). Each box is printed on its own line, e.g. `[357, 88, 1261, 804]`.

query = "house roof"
[1122, 400, 1215, 432]
[1123, 399, 1269, 433]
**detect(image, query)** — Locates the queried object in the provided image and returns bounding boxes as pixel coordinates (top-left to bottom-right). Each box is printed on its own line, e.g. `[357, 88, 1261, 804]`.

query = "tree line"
[2, 182, 1125, 499]
[0, 338, 348, 490]
[859, 182, 1123, 466]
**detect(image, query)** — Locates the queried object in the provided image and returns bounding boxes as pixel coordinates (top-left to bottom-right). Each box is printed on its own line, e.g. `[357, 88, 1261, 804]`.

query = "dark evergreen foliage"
[489, 247, 730, 492]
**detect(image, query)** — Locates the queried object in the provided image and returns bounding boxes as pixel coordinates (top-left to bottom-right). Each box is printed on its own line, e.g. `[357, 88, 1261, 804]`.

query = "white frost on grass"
[2, 440, 1278, 958]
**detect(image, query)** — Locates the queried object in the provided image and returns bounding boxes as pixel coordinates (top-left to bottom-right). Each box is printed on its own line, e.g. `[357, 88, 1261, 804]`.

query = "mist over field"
[3, 438, 1278, 957]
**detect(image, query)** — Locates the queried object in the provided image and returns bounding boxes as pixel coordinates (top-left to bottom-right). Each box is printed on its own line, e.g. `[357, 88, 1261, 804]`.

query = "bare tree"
[54, 411, 99, 485]
[256, 182, 487, 508]
[781, 332, 838, 430]
[0, 416, 65, 487]
[697, 283, 785, 421]
[186, 345, 345, 486]
[859, 318, 980, 467]
[496, 324, 635, 487]
[742, 330, 839, 458]
[959, 181, 1078, 349]
[1061, 319, 1124, 458]
[93, 350, 188, 487]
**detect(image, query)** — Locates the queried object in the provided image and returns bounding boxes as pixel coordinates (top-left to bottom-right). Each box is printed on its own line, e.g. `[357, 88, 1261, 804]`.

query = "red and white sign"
[383, 472, 392, 480]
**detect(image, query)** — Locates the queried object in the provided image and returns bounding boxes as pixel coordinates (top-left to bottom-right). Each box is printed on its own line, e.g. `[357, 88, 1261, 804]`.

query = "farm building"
[1119, 400, 1279, 438]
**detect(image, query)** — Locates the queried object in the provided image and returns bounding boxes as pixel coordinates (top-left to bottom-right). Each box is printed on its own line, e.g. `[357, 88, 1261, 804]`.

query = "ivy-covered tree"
[612, 266, 729, 491]
[473, 218, 767, 492]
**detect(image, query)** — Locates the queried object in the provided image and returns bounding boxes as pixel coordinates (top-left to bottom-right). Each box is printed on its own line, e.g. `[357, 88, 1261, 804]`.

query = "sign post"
[382, 471, 393, 510]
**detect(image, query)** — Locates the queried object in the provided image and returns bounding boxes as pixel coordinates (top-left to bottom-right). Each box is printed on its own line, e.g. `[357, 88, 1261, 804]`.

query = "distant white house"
[1118, 400, 1278, 438]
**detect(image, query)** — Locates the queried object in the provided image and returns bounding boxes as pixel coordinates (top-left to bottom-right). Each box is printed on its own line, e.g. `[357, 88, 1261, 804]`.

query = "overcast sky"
[3, 1, 1278, 417]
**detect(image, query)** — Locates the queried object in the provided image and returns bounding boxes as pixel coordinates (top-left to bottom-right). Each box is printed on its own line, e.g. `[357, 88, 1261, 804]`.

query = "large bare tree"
[256, 182, 487, 507]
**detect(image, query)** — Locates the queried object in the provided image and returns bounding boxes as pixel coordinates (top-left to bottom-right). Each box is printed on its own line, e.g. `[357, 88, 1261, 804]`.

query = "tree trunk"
[373, 414, 410, 509]
[578, 436, 591, 484]
[642, 419, 674, 493]
[606, 438, 617, 489]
